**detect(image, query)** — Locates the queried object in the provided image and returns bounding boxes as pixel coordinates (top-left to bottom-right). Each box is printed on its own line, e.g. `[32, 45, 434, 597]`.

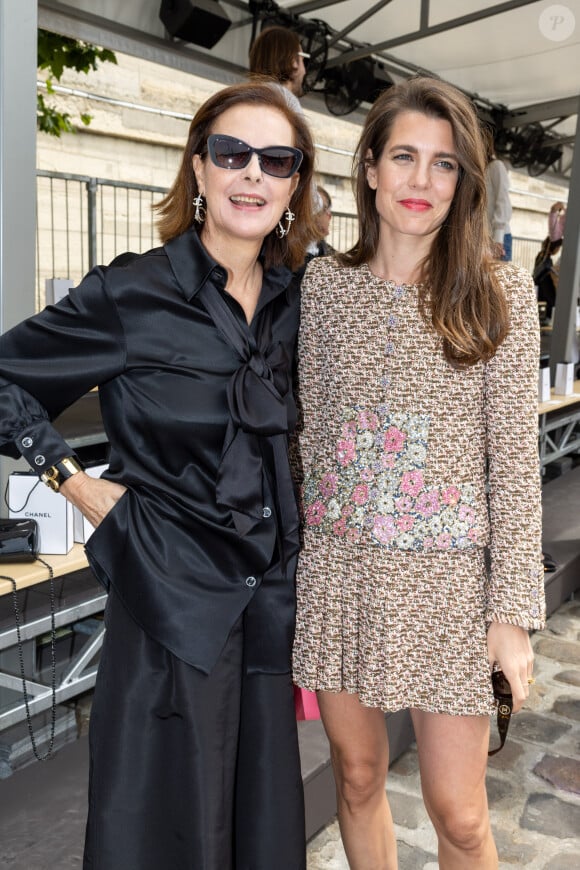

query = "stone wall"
[35, 50, 569, 299]
[37, 51, 359, 199]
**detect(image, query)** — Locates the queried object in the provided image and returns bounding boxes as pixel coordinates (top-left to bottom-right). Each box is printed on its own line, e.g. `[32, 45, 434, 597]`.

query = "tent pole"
[550, 101, 580, 380]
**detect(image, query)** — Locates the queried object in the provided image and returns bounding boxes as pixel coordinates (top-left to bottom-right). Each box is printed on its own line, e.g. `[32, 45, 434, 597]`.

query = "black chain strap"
[3, 476, 41, 512]
[1, 557, 57, 762]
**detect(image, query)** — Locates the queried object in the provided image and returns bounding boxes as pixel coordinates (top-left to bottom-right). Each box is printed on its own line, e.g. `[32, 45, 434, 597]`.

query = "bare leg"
[317, 690, 398, 870]
[410, 709, 498, 869]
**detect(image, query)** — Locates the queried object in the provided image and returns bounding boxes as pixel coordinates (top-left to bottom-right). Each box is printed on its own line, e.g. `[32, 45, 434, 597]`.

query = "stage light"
[159, 0, 231, 49]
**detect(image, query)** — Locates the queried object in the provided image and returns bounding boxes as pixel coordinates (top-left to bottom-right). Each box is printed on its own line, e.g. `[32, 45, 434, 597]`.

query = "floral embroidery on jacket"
[302, 406, 482, 550]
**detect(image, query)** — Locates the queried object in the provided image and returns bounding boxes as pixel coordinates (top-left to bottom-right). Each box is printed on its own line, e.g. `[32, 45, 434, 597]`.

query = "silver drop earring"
[276, 207, 295, 239]
[193, 193, 206, 224]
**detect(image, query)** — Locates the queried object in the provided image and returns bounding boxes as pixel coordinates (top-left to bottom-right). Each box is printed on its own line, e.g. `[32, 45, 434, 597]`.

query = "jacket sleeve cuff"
[485, 605, 546, 632]
[16, 419, 77, 475]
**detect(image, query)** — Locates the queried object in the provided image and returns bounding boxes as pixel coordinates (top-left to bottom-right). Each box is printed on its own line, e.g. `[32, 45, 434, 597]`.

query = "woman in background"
[534, 200, 566, 321]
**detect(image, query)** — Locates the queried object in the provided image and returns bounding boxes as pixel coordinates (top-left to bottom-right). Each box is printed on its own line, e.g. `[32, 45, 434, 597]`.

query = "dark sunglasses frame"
[488, 669, 513, 756]
[205, 134, 303, 178]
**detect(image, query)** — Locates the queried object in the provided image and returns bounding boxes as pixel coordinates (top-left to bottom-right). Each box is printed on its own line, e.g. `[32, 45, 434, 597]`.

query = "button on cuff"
[245, 576, 257, 588]
[17, 420, 76, 473]
[262, 506, 272, 519]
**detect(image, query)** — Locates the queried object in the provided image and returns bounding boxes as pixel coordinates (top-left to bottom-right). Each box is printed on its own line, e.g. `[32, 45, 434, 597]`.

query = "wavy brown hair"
[248, 26, 301, 84]
[154, 81, 317, 271]
[341, 75, 509, 366]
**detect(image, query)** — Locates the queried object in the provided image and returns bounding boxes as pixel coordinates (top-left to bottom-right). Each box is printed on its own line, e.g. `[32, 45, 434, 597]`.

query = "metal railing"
[512, 236, 542, 276]
[36, 170, 166, 309]
[35, 170, 543, 309]
[327, 211, 358, 255]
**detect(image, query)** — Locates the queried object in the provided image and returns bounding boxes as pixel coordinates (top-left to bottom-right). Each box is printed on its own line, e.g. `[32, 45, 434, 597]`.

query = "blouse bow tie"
[197, 282, 299, 543]
[228, 343, 291, 436]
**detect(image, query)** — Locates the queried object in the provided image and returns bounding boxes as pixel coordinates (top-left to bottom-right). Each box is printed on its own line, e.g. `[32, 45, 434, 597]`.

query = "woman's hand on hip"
[60, 472, 127, 528]
[487, 621, 534, 713]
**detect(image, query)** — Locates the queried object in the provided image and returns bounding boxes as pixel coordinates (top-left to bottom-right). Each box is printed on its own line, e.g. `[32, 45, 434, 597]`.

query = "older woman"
[0, 81, 316, 870]
[293, 76, 544, 868]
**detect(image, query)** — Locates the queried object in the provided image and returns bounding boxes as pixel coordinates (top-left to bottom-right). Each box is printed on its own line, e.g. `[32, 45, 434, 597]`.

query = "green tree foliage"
[37, 29, 117, 137]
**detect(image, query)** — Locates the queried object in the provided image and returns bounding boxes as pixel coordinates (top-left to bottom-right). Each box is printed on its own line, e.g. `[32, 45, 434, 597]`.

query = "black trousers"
[83, 588, 306, 870]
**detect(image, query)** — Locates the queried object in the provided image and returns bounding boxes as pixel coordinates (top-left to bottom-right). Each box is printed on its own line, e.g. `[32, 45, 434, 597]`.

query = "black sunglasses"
[205, 134, 303, 179]
[488, 669, 513, 756]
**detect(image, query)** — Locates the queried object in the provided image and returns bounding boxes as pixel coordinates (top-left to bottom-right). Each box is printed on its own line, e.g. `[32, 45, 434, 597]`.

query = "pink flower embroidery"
[357, 410, 379, 431]
[395, 495, 413, 512]
[346, 528, 361, 543]
[442, 485, 461, 506]
[336, 439, 356, 467]
[415, 490, 440, 518]
[373, 515, 396, 544]
[436, 532, 452, 549]
[360, 466, 374, 482]
[459, 504, 475, 523]
[468, 527, 479, 542]
[352, 484, 369, 505]
[319, 473, 338, 498]
[383, 426, 406, 453]
[342, 504, 354, 518]
[333, 518, 347, 537]
[305, 501, 327, 526]
[381, 453, 396, 469]
[401, 470, 424, 497]
[397, 514, 415, 532]
[423, 536, 434, 549]
[342, 421, 357, 439]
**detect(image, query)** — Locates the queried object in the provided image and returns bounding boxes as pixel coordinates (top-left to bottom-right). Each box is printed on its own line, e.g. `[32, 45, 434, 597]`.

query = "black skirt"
[83, 588, 305, 870]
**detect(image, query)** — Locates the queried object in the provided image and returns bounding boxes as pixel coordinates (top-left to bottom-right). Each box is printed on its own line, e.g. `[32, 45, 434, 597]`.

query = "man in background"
[249, 26, 322, 219]
[485, 131, 513, 261]
[249, 26, 309, 113]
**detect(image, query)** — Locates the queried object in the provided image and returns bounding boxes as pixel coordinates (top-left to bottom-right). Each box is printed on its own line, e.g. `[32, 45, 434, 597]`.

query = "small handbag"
[488, 669, 513, 756]
[0, 518, 38, 562]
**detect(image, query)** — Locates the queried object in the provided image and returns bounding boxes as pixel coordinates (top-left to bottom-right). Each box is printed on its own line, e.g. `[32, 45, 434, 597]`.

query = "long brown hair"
[154, 82, 317, 271]
[248, 26, 301, 84]
[341, 75, 509, 366]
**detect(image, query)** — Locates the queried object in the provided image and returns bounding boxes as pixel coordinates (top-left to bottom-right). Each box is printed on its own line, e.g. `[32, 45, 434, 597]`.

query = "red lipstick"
[399, 199, 431, 211]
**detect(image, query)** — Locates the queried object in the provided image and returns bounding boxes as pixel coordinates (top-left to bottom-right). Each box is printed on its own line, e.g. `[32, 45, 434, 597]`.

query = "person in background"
[294, 185, 335, 279]
[534, 201, 566, 322]
[548, 199, 566, 246]
[0, 81, 317, 870]
[293, 75, 544, 869]
[534, 238, 562, 322]
[307, 185, 336, 259]
[248, 24, 322, 219]
[485, 130, 513, 261]
[249, 25, 309, 115]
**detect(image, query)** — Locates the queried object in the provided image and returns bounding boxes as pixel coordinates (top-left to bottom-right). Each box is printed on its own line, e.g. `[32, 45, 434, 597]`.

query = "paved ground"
[0, 598, 578, 868]
[307, 598, 580, 869]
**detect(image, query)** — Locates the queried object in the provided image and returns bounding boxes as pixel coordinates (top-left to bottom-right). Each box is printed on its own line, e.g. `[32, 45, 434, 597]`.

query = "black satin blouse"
[0, 229, 301, 674]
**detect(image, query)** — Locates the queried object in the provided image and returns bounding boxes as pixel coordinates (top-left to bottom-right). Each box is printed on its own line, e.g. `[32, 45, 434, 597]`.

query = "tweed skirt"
[293, 535, 496, 716]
